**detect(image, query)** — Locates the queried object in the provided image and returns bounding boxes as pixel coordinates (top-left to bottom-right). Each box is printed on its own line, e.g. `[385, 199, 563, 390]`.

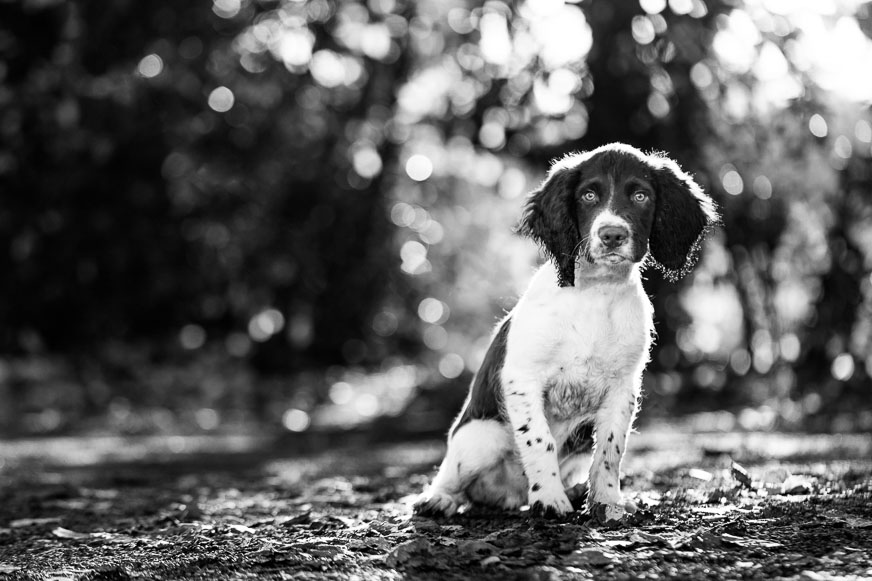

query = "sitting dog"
[414, 143, 718, 520]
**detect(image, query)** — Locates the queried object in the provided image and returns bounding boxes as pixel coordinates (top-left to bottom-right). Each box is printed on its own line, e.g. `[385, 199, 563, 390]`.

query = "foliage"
[1, 0, 872, 434]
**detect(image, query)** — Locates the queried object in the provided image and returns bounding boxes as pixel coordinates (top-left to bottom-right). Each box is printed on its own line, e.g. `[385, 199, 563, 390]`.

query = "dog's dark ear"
[517, 169, 579, 287]
[647, 154, 719, 282]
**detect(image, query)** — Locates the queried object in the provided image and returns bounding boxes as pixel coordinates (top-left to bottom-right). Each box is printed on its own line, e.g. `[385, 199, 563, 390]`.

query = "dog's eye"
[581, 190, 598, 203]
[632, 191, 649, 203]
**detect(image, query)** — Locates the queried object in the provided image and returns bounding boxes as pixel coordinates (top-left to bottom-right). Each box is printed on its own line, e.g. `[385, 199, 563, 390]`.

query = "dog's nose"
[598, 225, 629, 249]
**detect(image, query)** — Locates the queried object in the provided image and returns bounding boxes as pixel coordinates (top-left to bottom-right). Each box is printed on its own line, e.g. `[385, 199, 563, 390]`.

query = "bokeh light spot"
[329, 382, 354, 405]
[833, 135, 852, 159]
[137, 54, 163, 78]
[423, 325, 448, 350]
[668, 0, 693, 15]
[752, 175, 772, 199]
[690, 62, 713, 89]
[310, 50, 346, 88]
[352, 147, 383, 178]
[647, 92, 670, 118]
[208, 86, 235, 113]
[479, 122, 506, 150]
[780, 333, 801, 362]
[417, 297, 448, 324]
[355, 393, 380, 417]
[405, 154, 433, 181]
[390, 202, 415, 227]
[722, 170, 744, 195]
[400, 240, 429, 274]
[831, 353, 855, 381]
[632, 16, 656, 45]
[248, 308, 285, 342]
[360, 23, 392, 60]
[195, 408, 220, 430]
[179, 324, 206, 350]
[277, 28, 315, 69]
[639, 0, 667, 14]
[438, 353, 465, 379]
[372, 310, 399, 336]
[809, 114, 828, 138]
[282, 408, 311, 432]
[212, 0, 241, 19]
[855, 120, 872, 143]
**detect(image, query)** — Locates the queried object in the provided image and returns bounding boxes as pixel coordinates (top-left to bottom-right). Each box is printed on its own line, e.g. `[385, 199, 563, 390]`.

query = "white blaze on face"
[589, 210, 633, 258]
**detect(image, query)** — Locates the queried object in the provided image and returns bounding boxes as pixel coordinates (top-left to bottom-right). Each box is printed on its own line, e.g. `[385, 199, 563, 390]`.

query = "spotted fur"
[414, 143, 717, 520]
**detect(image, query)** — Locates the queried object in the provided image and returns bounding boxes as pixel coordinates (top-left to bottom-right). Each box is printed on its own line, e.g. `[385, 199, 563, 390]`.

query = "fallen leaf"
[480, 555, 501, 567]
[280, 512, 311, 526]
[227, 524, 256, 534]
[0, 565, 21, 573]
[731, 461, 752, 488]
[458, 540, 499, 557]
[823, 511, 872, 529]
[436, 537, 457, 547]
[564, 548, 617, 567]
[481, 527, 518, 545]
[10, 517, 61, 528]
[707, 487, 741, 503]
[385, 537, 432, 568]
[51, 527, 91, 540]
[720, 533, 783, 549]
[780, 475, 814, 495]
[760, 467, 791, 484]
[368, 520, 396, 535]
[689, 468, 713, 481]
[627, 531, 668, 547]
[590, 503, 627, 525]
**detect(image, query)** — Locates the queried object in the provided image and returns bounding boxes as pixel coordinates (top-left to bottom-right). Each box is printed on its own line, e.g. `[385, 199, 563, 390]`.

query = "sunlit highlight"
[282, 408, 311, 432]
[248, 309, 285, 342]
[405, 154, 433, 181]
[137, 54, 163, 78]
[831, 353, 855, 381]
[438, 353, 465, 379]
[809, 114, 828, 138]
[213, 0, 241, 19]
[208, 86, 235, 112]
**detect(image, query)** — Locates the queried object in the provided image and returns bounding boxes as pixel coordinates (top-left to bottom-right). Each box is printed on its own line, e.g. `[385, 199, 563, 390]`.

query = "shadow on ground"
[1, 424, 871, 580]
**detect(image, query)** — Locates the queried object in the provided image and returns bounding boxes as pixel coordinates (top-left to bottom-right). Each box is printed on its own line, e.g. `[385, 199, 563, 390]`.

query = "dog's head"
[519, 143, 718, 286]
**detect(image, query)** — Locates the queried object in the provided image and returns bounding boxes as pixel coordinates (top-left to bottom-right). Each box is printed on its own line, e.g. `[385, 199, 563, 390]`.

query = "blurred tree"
[0, 0, 418, 373]
[2, 0, 871, 434]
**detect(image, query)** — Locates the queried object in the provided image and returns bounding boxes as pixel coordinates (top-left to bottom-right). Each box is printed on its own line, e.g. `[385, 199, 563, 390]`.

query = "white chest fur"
[504, 264, 653, 425]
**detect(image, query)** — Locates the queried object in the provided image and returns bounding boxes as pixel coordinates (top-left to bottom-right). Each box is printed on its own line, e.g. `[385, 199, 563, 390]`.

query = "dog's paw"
[528, 486, 573, 518]
[413, 491, 460, 518]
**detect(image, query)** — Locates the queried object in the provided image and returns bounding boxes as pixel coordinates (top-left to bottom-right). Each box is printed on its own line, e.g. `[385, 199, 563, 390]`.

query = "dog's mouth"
[592, 252, 631, 265]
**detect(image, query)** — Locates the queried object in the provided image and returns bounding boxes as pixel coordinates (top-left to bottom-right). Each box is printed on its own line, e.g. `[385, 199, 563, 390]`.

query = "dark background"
[1, 0, 871, 438]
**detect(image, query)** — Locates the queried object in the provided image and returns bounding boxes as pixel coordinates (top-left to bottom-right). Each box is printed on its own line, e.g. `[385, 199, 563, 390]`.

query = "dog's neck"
[572, 260, 640, 290]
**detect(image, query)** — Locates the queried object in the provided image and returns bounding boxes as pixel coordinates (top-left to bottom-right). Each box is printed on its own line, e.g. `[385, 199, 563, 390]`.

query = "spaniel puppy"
[414, 143, 718, 521]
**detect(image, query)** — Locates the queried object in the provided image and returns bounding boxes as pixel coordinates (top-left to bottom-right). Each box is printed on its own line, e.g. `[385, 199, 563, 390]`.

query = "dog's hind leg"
[414, 419, 522, 516]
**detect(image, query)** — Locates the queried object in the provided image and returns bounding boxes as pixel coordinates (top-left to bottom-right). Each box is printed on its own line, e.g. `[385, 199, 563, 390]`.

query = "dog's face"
[519, 143, 718, 285]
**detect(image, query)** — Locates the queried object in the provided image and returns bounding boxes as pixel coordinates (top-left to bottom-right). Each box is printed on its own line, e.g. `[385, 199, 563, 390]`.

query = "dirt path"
[1, 426, 870, 580]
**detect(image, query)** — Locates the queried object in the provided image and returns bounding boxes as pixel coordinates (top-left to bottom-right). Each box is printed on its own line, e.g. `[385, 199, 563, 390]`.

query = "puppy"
[414, 143, 718, 519]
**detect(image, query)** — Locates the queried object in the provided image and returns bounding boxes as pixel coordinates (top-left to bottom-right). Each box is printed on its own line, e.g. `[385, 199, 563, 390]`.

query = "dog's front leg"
[588, 383, 638, 516]
[502, 370, 572, 517]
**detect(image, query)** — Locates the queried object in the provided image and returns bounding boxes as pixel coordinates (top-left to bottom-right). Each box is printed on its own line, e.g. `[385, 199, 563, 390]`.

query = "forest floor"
[0, 424, 871, 580]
